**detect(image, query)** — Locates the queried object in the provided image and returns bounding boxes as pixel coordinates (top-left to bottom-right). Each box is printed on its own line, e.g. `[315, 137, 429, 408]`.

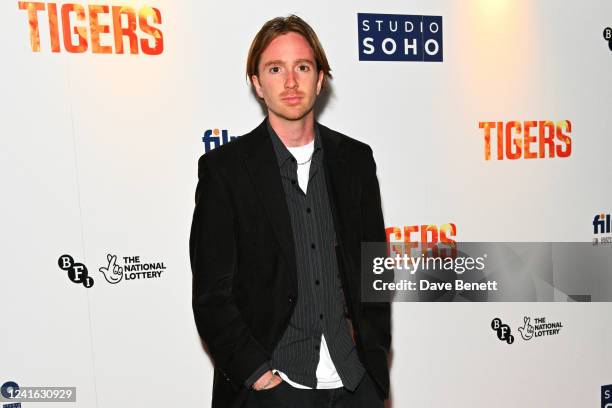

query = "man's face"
[252, 32, 324, 122]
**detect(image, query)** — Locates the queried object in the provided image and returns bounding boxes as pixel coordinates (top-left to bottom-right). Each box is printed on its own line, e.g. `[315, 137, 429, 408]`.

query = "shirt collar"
[266, 117, 322, 167]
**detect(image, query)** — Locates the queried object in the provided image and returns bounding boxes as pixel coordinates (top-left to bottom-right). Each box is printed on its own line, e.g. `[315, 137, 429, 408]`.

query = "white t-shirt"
[286, 139, 314, 194]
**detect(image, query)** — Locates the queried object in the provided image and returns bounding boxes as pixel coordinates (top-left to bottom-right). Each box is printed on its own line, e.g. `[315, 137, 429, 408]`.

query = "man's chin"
[270, 106, 315, 122]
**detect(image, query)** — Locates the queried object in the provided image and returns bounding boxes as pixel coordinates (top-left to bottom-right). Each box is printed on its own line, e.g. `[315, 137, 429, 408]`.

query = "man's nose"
[284, 71, 298, 89]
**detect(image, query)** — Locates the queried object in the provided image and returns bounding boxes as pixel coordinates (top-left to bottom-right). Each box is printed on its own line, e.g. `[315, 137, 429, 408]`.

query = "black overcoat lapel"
[243, 121, 298, 291]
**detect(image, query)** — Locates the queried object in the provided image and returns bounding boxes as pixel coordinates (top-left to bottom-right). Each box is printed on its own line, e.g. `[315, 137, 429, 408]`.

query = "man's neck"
[268, 111, 315, 147]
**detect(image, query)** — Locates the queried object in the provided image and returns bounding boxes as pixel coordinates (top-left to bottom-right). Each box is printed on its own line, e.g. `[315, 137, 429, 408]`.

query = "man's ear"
[251, 75, 264, 99]
[316, 70, 324, 95]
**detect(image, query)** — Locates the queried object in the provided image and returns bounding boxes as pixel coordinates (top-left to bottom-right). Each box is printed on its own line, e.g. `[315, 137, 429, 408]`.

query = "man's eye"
[269, 66, 281, 73]
[298, 65, 310, 72]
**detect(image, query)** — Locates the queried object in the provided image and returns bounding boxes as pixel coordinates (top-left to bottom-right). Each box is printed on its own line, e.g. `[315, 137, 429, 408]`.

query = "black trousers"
[244, 373, 384, 408]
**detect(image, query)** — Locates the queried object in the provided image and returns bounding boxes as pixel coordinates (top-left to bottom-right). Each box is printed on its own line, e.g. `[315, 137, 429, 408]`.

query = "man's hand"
[252, 370, 282, 391]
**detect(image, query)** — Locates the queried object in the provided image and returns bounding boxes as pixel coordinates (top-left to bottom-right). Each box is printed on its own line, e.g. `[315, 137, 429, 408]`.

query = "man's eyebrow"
[262, 58, 315, 67]
[294, 58, 315, 65]
[263, 59, 285, 67]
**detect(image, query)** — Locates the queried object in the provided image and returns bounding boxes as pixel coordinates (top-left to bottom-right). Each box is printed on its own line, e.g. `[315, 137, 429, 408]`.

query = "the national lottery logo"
[98, 254, 166, 284]
[98, 254, 124, 284]
[57, 253, 166, 287]
[202, 128, 239, 153]
[357, 13, 443, 62]
[518, 316, 562, 340]
[491, 316, 563, 344]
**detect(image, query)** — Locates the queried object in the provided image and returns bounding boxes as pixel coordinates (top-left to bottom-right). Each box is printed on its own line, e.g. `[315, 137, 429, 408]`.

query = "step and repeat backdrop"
[2, 0, 612, 407]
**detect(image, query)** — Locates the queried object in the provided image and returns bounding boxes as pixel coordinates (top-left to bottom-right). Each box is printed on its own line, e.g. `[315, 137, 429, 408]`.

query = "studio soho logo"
[57, 253, 166, 287]
[593, 213, 612, 246]
[491, 316, 563, 345]
[603, 384, 612, 408]
[17, 2, 163, 54]
[202, 128, 239, 153]
[604, 27, 612, 52]
[357, 13, 443, 62]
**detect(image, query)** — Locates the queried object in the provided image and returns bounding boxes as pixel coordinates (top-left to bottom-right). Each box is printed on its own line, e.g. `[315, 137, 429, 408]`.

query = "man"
[190, 15, 391, 408]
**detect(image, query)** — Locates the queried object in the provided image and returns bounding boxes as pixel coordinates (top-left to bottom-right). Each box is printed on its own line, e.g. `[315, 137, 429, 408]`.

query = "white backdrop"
[1, 0, 611, 407]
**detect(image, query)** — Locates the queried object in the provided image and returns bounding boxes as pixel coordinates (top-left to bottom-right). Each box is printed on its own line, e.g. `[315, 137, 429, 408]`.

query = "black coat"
[190, 119, 391, 408]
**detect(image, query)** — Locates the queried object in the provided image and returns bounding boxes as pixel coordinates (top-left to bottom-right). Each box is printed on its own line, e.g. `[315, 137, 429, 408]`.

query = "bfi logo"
[58, 254, 94, 288]
[491, 318, 514, 344]
[593, 213, 611, 235]
[202, 129, 238, 153]
[357, 13, 443, 62]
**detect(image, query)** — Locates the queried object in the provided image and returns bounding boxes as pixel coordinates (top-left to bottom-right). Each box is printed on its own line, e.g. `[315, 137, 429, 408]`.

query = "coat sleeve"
[190, 155, 269, 388]
[360, 146, 392, 354]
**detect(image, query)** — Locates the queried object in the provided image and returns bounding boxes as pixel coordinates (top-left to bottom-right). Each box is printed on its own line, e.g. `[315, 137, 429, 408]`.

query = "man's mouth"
[282, 94, 303, 105]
